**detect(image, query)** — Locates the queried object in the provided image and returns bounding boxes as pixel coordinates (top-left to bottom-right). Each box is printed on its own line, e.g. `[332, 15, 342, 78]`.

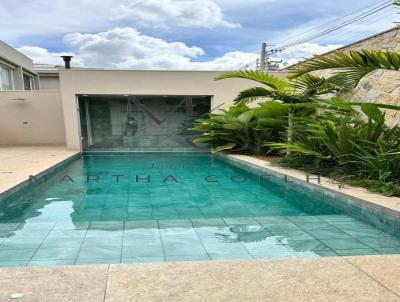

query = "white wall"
[0, 91, 66, 145]
[39, 75, 61, 90]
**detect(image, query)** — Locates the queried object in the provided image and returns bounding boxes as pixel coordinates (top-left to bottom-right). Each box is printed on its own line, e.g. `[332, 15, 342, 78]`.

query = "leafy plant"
[215, 70, 346, 156]
[269, 98, 400, 196]
[189, 101, 290, 154]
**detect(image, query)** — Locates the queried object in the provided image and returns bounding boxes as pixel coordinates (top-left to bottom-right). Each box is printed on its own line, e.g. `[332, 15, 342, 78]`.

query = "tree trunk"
[286, 106, 294, 158]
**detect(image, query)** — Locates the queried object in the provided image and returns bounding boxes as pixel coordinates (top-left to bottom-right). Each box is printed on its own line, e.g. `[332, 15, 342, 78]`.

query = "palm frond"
[348, 102, 400, 111]
[293, 74, 347, 97]
[215, 70, 290, 91]
[233, 87, 275, 105]
[289, 50, 400, 87]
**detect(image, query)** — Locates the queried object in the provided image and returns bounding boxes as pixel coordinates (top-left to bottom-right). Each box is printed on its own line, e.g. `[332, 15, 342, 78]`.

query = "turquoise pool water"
[0, 153, 399, 267]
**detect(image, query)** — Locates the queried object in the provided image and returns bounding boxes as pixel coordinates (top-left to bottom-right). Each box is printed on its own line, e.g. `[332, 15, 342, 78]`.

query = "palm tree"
[215, 70, 343, 105]
[215, 70, 344, 155]
[289, 50, 400, 87]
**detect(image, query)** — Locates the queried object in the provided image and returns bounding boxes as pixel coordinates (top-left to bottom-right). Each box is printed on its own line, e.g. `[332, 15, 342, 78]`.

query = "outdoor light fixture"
[9, 98, 26, 102]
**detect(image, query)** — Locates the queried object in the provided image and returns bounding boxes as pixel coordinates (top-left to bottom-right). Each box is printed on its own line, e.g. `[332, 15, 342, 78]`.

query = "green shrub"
[269, 98, 400, 196]
[189, 101, 290, 155]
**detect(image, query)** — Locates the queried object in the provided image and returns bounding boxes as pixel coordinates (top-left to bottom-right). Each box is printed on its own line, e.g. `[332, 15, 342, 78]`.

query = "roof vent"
[60, 56, 73, 69]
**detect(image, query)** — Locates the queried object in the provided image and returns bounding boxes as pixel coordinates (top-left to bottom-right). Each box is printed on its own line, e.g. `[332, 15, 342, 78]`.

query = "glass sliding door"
[78, 95, 211, 152]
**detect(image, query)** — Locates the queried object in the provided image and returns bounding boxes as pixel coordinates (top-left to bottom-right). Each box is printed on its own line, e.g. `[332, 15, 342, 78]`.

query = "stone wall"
[337, 27, 400, 52]
[339, 27, 400, 125]
[343, 70, 400, 126]
[292, 27, 400, 125]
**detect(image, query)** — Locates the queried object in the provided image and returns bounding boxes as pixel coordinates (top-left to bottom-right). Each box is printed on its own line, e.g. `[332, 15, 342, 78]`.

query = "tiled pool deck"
[0, 146, 78, 194]
[1, 216, 400, 267]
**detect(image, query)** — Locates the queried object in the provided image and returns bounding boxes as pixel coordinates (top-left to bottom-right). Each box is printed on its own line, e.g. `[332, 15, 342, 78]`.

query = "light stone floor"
[0, 256, 399, 301]
[0, 146, 78, 194]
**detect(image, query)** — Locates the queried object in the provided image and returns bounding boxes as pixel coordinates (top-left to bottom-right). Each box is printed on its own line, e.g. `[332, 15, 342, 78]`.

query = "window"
[0, 64, 14, 91]
[23, 73, 34, 90]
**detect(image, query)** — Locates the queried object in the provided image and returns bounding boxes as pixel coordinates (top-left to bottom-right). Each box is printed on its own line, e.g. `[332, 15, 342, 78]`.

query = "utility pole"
[258, 42, 285, 71]
[260, 42, 267, 71]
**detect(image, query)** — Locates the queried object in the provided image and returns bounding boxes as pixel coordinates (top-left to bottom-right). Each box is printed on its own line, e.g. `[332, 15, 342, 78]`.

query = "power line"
[314, 10, 397, 45]
[272, 14, 398, 69]
[274, 0, 392, 47]
[276, 0, 394, 49]
[239, 0, 396, 70]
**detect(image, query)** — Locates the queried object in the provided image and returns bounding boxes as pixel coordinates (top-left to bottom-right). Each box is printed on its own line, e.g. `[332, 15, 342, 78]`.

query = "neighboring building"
[34, 64, 62, 90]
[0, 41, 39, 91]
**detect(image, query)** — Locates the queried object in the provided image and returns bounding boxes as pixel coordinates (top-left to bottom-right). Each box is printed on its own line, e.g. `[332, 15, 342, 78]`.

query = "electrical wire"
[239, 0, 396, 69]
[274, 0, 393, 47]
[276, 1, 394, 48]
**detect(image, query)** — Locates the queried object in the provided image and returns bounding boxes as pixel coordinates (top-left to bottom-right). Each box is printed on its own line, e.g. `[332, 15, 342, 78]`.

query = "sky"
[1, 0, 398, 70]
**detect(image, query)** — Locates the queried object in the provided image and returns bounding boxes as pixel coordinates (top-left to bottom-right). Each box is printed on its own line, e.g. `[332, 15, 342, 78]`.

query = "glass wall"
[23, 73, 34, 90]
[0, 64, 14, 91]
[78, 95, 211, 151]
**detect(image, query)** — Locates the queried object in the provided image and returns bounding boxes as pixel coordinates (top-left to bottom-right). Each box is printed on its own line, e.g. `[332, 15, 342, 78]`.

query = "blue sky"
[1, 0, 397, 69]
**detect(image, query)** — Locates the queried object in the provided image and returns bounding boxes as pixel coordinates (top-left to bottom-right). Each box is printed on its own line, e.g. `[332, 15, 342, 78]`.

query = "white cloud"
[189, 51, 259, 70]
[0, 0, 238, 44]
[62, 27, 204, 69]
[17, 28, 341, 71]
[16, 46, 82, 66]
[111, 0, 239, 28]
[18, 27, 256, 70]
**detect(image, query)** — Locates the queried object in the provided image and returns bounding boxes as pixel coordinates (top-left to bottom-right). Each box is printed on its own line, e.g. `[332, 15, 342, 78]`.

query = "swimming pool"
[0, 153, 399, 267]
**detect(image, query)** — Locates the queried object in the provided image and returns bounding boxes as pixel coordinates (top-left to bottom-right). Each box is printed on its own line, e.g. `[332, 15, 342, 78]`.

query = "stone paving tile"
[0, 256, 400, 301]
[321, 238, 371, 250]
[0, 265, 108, 302]
[335, 248, 380, 256]
[78, 246, 122, 260]
[32, 247, 80, 261]
[359, 236, 400, 249]
[0, 146, 78, 194]
[0, 249, 37, 261]
[307, 229, 353, 240]
[346, 255, 400, 297]
[105, 257, 400, 302]
[28, 259, 75, 267]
